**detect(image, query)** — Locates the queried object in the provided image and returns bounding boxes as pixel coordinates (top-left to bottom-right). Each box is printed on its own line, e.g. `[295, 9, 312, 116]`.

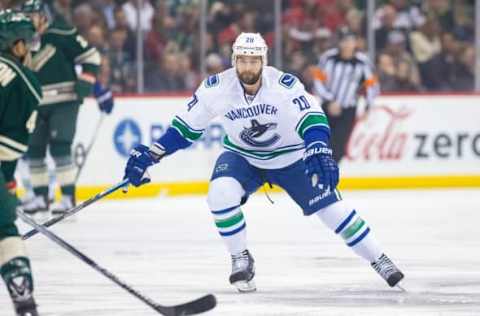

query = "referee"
[311, 28, 379, 163]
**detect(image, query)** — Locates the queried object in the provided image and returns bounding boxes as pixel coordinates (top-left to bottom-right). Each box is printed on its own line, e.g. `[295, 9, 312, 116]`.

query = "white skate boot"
[50, 195, 74, 217]
[229, 249, 256, 293]
[371, 253, 404, 287]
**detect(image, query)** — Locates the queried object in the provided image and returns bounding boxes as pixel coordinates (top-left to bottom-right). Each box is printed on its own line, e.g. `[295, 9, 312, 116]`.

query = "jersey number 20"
[292, 96, 310, 111]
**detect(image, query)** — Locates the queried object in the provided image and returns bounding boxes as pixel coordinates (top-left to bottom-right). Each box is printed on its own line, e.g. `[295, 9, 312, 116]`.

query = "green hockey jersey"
[29, 19, 100, 106]
[0, 53, 42, 162]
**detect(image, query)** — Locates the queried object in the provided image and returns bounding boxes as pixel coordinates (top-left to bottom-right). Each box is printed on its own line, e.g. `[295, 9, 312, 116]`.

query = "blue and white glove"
[94, 81, 114, 114]
[124, 144, 163, 187]
[303, 141, 339, 190]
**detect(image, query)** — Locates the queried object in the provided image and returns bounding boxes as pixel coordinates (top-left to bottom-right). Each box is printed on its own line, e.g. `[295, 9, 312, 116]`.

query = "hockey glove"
[74, 73, 96, 100]
[303, 141, 339, 190]
[124, 144, 163, 187]
[94, 81, 114, 114]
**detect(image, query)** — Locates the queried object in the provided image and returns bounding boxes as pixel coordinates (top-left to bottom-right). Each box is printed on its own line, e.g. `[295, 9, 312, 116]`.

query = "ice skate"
[3, 259, 39, 316]
[22, 195, 49, 221]
[51, 195, 74, 217]
[14, 297, 39, 316]
[371, 253, 404, 287]
[229, 250, 256, 293]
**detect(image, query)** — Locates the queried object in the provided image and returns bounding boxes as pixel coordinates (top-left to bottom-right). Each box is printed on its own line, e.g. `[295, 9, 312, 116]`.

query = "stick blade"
[157, 294, 216, 316]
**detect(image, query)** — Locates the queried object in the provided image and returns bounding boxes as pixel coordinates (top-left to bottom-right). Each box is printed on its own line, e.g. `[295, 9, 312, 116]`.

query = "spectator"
[390, 0, 425, 30]
[374, 4, 403, 52]
[87, 24, 108, 54]
[383, 30, 421, 91]
[421, 32, 460, 91]
[377, 53, 399, 91]
[177, 53, 199, 90]
[108, 28, 135, 93]
[113, 5, 136, 59]
[145, 6, 172, 63]
[97, 0, 116, 30]
[205, 53, 225, 75]
[122, 0, 154, 32]
[409, 17, 442, 81]
[145, 53, 186, 92]
[452, 45, 474, 91]
[72, 3, 95, 36]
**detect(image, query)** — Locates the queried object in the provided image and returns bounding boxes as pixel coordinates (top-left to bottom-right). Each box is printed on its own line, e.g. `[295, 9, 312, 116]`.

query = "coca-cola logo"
[345, 105, 411, 161]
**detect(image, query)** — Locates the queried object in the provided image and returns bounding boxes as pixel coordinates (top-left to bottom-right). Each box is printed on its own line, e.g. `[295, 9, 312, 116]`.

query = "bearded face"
[235, 55, 263, 85]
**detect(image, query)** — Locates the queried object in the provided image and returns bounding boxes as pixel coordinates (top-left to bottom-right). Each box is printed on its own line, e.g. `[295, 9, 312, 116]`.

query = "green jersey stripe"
[296, 113, 329, 138]
[171, 118, 203, 141]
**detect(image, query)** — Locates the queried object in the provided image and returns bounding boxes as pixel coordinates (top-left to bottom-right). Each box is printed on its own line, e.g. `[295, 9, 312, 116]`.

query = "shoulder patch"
[0, 61, 17, 87]
[279, 73, 297, 89]
[204, 74, 219, 88]
[0, 57, 42, 103]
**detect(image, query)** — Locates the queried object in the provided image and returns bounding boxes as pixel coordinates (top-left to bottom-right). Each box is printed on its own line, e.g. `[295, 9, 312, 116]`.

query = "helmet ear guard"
[231, 32, 268, 67]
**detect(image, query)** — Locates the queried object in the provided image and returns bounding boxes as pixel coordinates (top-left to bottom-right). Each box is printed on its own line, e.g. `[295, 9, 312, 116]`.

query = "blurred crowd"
[57, 0, 475, 93]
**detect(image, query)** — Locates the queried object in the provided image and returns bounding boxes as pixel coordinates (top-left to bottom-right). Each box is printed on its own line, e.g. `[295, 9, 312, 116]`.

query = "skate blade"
[233, 280, 256, 293]
[396, 284, 407, 292]
[33, 211, 51, 223]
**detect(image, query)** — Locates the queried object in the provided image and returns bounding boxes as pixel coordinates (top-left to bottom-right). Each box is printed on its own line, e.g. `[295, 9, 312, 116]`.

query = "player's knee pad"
[0, 237, 26, 268]
[316, 201, 371, 247]
[207, 177, 245, 211]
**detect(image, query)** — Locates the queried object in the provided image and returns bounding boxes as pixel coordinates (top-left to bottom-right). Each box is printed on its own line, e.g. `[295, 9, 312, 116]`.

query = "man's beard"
[237, 69, 262, 85]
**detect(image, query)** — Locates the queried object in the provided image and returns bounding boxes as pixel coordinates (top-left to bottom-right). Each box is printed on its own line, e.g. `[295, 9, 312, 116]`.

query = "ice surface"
[1, 189, 480, 315]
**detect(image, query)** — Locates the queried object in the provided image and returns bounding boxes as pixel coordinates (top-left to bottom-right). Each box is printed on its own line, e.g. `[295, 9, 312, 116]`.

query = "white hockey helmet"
[231, 32, 268, 67]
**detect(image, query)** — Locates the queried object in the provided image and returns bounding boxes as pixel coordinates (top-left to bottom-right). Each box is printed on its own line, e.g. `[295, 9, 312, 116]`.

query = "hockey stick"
[17, 210, 216, 315]
[74, 113, 106, 183]
[22, 179, 129, 240]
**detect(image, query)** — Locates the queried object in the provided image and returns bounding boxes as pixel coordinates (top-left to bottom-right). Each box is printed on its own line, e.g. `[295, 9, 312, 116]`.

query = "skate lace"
[231, 250, 250, 273]
[373, 255, 397, 279]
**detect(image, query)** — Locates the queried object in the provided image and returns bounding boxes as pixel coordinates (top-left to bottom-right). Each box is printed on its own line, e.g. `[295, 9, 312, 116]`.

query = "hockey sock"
[207, 177, 248, 255]
[53, 155, 76, 197]
[316, 201, 382, 263]
[211, 206, 247, 255]
[29, 158, 49, 197]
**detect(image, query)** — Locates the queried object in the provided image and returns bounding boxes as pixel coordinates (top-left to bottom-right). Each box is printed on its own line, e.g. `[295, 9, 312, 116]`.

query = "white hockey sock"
[207, 177, 248, 255]
[316, 201, 383, 263]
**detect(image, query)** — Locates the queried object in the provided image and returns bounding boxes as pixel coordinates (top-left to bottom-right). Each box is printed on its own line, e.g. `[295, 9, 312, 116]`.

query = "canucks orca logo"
[240, 119, 280, 147]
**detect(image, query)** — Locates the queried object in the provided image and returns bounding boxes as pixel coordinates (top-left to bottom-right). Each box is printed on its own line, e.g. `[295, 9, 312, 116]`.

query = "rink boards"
[69, 94, 480, 199]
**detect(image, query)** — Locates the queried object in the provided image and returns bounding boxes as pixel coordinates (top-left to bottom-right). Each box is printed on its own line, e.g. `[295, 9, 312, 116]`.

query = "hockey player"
[20, 0, 101, 217]
[123, 33, 404, 292]
[0, 10, 41, 315]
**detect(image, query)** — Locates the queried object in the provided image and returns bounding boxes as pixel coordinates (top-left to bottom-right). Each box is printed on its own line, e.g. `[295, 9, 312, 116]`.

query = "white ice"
[1, 189, 480, 316]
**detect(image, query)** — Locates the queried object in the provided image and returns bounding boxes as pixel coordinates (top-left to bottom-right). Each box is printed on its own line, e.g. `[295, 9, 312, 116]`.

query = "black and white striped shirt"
[312, 48, 379, 108]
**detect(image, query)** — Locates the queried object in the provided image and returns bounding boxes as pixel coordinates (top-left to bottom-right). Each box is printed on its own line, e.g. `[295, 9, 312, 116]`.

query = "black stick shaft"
[22, 179, 129, 240]
[18, 210, 172, 315]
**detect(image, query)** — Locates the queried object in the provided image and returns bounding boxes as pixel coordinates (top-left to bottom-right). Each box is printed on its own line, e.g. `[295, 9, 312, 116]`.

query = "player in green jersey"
[0, 9, 41, 316]
[21, 0, 101, 217]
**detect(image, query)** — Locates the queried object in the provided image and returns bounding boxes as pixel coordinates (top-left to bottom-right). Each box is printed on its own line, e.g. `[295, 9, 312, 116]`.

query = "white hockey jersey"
[171, 66, 330, 169]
